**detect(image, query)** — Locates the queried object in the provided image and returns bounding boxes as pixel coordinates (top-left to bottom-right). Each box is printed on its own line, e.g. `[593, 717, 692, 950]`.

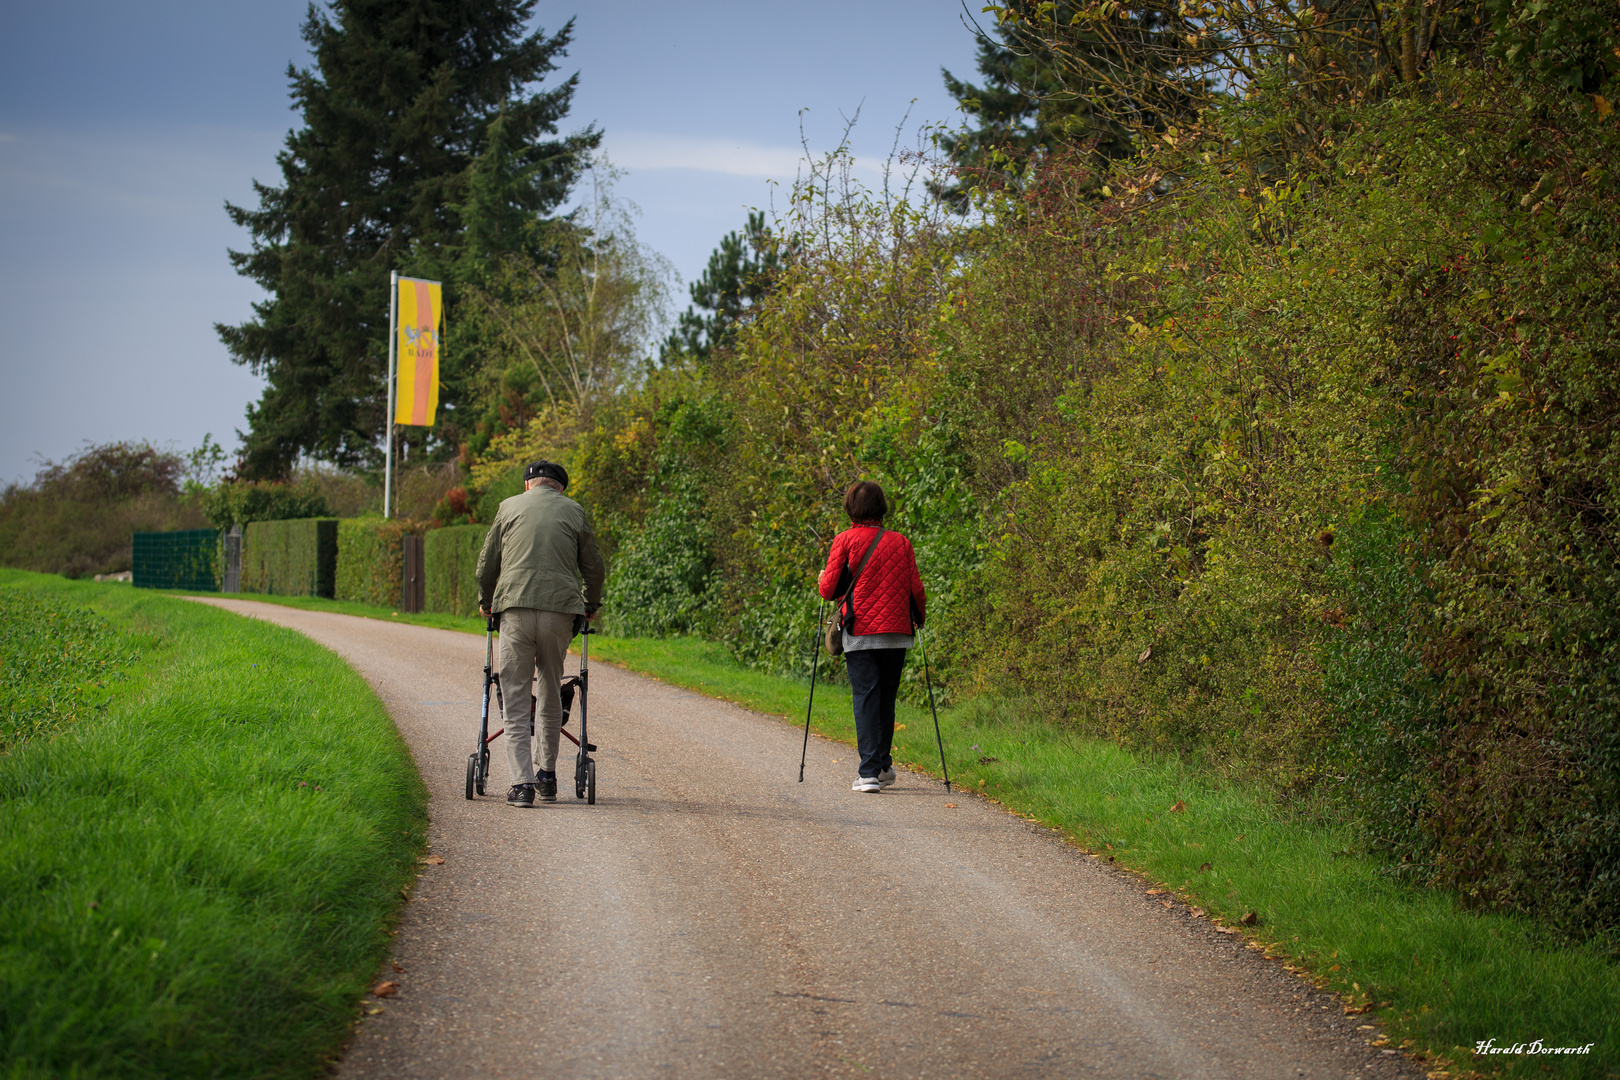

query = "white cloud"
[604, 131, 808, 179]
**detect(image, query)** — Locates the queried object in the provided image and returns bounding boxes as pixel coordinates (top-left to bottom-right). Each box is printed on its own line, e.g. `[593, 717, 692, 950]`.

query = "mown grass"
[104, 586, 1618, 1076]
[0, 569, 428, 1079]
[0, 590, 139, 749]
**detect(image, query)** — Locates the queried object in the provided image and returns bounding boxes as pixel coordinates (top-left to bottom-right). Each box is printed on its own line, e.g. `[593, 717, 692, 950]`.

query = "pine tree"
[661, 212, 790, 365]
[218, 0, 598, 478]
[935, 2, 1196, 210]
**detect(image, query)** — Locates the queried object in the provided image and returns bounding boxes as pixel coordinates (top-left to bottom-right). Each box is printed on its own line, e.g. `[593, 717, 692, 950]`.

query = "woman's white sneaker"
[852, 775, 882, 792]
[877, 767, 897, 789]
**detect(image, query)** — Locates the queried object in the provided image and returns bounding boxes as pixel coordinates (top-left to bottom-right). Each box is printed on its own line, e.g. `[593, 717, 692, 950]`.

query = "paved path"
[193, 599, 1416, 1080]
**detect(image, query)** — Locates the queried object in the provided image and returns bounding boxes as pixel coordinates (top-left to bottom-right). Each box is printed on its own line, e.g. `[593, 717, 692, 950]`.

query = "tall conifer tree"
[219, 0, 597, 477]
[661, 212, 790, 366]
[935, 2, 1196, 209]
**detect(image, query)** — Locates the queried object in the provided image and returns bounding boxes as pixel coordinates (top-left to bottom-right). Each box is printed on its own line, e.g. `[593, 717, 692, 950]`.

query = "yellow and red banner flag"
[395, 277, 442, 427]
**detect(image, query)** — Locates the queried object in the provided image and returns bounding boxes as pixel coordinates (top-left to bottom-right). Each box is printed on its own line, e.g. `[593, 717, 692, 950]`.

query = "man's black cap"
[524, 460, 569, 490]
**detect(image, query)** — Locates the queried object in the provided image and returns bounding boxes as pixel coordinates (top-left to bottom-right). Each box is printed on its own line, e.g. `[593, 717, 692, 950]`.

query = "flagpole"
[384, 269, 398, 519]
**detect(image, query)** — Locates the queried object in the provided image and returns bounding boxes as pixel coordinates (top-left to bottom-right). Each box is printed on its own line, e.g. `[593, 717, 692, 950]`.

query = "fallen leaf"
[1215, 925, 1239, 934]
[1137, 646, 1153, 663]
[1159, 900, 1173, 909]
[943, 803, 957, 809]
[392, 963, 404, 973]
[366, 1006, 384, 1015]
[372, 981, 399, 998]
[895, 723, 907, 731]
[420, 855, 444, 865]
[978, 755, 998, 765]
[1234, 834, 1245, 841]
[1197, 862, 1212, 873]
[1190, 907, 1206, 918]
[1241, 910, 1259, 926]
[1145, 889, 1164, 895]
[1170, 800, 1187, 813]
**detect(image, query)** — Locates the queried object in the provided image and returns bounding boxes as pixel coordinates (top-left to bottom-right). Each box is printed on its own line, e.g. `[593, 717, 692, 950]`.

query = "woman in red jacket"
[818, 480, 926, 792]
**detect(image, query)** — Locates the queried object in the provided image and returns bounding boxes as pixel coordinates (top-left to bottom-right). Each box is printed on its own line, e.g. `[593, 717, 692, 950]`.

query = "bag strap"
[839, 527, 885, 628]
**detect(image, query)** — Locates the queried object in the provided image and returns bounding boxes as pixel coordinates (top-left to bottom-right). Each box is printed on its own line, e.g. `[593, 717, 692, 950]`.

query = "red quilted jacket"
[817, 524, 926, 636]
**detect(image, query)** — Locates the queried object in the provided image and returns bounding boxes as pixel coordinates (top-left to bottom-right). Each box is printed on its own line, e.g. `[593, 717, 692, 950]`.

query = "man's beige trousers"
[498, 608, 575, 784]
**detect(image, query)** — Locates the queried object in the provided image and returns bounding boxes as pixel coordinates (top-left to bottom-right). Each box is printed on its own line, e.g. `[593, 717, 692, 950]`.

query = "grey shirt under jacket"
[475, 485, 605, 616]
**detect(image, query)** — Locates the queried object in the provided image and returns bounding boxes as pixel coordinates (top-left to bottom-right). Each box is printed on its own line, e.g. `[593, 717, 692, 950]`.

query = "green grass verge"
[585, 634, 1618, 1079]
[0, 569, 428, 1079]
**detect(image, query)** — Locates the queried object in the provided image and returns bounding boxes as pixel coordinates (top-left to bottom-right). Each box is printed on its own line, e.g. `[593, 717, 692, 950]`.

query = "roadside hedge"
[425, 524, 488, 616]
[335, 518, 423, 608]
[242, 519, 338, 598]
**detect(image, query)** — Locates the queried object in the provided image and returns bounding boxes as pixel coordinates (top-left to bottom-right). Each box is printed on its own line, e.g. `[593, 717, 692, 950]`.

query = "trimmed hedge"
[425, 524, 489, 616]
[242, 519, 338, 598]
[334, 518, 423, 608]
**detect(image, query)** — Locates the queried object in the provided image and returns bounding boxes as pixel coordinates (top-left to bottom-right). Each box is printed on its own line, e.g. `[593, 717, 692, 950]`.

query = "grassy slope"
[0, 570, 427, 1079]
[121, 585, 1618, 1075]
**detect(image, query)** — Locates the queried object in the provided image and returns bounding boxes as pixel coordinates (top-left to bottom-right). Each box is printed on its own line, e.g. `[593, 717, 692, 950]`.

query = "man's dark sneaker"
[506, 783, 535, 808]
[536, 772, 558, 803]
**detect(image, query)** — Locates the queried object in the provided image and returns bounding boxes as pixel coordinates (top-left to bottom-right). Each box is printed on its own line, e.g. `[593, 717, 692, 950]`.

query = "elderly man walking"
[476, 460, 605, 808]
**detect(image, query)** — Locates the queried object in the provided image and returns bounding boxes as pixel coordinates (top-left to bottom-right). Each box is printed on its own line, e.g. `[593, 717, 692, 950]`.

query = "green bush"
[0, 442, 205, 578]
[425, 524, 489, 616]
[242, 519, 339, 598]
[602, 479, 714, 637]
[203, 479, 330, 530]
[334, 518, 423, 607]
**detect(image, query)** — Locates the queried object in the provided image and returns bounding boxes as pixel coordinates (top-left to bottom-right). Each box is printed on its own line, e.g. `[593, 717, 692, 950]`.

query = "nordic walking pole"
[799, 600, 828, 781]
[919, 630, 951, 793]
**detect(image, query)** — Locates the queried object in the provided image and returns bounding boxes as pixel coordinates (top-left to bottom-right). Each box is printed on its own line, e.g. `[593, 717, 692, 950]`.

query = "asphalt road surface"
[194, 599, 1419, 1080]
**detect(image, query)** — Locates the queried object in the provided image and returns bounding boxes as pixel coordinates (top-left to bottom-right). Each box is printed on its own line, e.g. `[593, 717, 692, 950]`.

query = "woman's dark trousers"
[845, 648, 906, 778]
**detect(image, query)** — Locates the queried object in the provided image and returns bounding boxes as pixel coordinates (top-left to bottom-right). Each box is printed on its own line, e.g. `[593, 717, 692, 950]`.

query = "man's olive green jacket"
[475, 485, 605, 616]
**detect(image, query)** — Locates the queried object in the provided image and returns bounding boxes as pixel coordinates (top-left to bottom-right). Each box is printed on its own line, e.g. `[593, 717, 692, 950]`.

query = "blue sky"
[0, 1, 984, 484]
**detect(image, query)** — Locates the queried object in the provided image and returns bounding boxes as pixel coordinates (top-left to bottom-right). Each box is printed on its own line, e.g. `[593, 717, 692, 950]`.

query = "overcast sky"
[0, 1, 983, 485]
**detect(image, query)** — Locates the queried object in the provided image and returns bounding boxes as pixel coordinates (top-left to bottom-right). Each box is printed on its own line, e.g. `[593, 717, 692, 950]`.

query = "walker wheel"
[586, 759, 596, 805]
[476, 748, 489, 796]
[464, 754, 477, 800]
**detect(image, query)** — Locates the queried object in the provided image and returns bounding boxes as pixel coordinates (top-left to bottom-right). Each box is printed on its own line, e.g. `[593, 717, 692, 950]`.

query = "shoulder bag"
[824, 528, 885, 656]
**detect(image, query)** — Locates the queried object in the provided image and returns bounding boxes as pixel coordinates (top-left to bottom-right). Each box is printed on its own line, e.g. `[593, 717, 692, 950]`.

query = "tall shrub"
[0, 443, 204, 578]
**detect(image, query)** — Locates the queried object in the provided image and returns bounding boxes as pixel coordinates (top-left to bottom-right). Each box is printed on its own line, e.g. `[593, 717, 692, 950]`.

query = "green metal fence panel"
[132, 529, 220, 591]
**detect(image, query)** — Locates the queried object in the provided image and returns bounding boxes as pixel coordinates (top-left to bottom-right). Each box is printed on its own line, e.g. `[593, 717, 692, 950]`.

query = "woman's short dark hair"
[844, 480, 888, 522]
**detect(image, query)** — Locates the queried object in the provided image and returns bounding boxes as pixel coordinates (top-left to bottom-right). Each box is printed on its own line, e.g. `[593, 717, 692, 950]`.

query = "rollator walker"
[465, 614, 597, 804]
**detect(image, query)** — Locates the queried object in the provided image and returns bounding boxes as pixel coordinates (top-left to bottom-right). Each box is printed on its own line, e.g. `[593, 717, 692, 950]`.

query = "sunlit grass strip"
[585, 633, 1618, 1080]
[0, 570, 427, 1079]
